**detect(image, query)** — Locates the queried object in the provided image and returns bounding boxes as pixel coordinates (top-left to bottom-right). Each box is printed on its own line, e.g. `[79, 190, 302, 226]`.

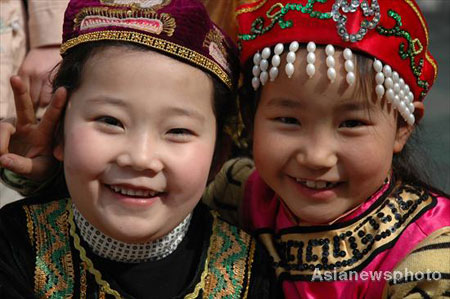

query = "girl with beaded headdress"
[202, 0, 450, 298]
[2, 1, 449, 298]
[0, 0, 281, 297]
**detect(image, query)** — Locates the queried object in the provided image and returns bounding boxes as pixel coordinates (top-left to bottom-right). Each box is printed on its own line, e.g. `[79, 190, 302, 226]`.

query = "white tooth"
[136, 190, 145, 196]
[316, 181, 326, 189]
[125, 189, 136, 196]
[305, 181, 316, 188]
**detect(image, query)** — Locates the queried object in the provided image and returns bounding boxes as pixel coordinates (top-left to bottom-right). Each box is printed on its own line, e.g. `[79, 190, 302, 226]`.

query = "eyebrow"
[85, 96, 206, 122]
[86, 96, 128, 107]
[335, 100, 372, 112]
[266, 97, 303, 109]
[165, 106, 206, 122]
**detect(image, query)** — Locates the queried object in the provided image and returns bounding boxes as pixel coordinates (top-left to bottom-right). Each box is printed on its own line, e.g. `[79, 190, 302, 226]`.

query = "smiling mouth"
[107, 185, 163, 198]
[294, 178, 340, 190]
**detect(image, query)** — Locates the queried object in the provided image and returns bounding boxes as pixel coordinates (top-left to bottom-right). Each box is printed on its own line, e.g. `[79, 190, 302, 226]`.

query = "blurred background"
[416, 0, 450, 193]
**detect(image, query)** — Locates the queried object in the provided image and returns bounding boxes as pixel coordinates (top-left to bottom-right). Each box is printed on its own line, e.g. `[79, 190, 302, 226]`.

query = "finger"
[38, 80, 53, 108]
[10, 76, 36, 127]
[0, 153, 33, 176]
[0, 154, 57, 180]
[29, 76, 43, 108]
[17, 70, 31, 93]
[38, 87, 68, 137]
[0, 121, 16, 154]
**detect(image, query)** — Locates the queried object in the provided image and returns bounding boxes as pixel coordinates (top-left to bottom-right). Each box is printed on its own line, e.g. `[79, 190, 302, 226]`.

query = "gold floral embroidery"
[203, 212, 253, 298]
[74, 6, 176, 36]
[24, 200, 75, 297]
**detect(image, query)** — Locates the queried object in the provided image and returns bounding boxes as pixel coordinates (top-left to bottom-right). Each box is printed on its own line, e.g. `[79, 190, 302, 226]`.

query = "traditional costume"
[0, 0, 280, 298]
[205, 157, 450, 298]
[0, 196, 278, 298]
[205, 0, 450, 298]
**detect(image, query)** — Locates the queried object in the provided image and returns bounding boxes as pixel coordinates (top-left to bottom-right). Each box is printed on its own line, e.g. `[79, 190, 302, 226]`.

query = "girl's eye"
[167, 128, 193, 135]
[276, 117, 300, 125]
[166, 128, 195, 142]
[96, 116, 123, 128]
[340, 120, 365, 128]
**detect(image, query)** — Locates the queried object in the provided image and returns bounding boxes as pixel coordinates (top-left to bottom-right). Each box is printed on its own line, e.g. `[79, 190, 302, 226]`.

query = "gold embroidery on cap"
[236, 0, 269, 16]
[411, 38, 423, 55]
[403, 0, 438, 80]
[203, 26, 231, 73]
[61, 30, 232, 89]
[74, 7, 176, 36]
[100, 0, 171, 10]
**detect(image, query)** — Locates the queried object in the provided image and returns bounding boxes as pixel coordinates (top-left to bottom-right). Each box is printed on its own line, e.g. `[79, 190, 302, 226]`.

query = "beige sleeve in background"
[28, 0, 69, 48]
[203, 158, 255, 226]
[1, 0, 68, 119]
[0, 0, 27, 119]
[383, 227, 450, 298]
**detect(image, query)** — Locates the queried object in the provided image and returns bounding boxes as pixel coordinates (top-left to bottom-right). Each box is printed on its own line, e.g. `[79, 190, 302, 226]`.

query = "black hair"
[238, 45, 448, 195]
[52, 40, 237, 181]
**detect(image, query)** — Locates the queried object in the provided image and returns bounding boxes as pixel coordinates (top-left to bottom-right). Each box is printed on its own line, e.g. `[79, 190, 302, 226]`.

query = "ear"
[393, 101, 424, 153]
[412, 101, 425, 122]
[53, 141, 64, 161]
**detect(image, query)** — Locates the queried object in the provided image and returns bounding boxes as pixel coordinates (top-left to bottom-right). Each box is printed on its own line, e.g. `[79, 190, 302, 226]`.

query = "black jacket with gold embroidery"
[0, 197, 280, 298]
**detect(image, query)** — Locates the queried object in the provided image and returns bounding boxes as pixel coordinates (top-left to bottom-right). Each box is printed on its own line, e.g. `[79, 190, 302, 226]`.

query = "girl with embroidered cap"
[0, 0, 280, 297]
[202, 0, 450, 298]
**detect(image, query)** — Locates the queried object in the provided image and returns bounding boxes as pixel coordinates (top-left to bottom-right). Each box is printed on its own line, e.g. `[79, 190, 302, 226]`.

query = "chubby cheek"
[345, 141, 392, 196]
[167, 142, 215, 202]
[63, 127, 110, 178]
[253, 123, 289, 186]
[62, 127, 109, 225]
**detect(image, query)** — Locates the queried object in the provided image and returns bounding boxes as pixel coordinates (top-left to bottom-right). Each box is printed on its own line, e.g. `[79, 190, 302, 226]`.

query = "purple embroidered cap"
[61, 0, 239, 89]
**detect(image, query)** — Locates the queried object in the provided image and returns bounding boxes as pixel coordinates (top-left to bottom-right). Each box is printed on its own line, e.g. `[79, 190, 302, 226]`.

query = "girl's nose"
[116, 135, 164, 172]
[296, 138, 337, 170]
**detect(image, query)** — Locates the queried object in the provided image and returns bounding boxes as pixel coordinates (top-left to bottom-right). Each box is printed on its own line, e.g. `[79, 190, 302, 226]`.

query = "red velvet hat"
[61, 0, 239, 90]
[237, 0, 437, 107]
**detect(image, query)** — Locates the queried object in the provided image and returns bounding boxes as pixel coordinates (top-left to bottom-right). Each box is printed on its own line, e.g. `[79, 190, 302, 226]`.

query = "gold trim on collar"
[68, 200, 122, 298]
[266, 185, 436, 279]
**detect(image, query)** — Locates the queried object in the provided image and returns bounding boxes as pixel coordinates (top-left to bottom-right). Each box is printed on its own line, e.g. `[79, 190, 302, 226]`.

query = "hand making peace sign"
[0, 76, 67, 181]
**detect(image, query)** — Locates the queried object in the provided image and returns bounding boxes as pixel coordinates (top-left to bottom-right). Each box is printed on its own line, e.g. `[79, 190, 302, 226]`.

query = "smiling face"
[253, 48, 414, 225]
[55, 47, 216, 243]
